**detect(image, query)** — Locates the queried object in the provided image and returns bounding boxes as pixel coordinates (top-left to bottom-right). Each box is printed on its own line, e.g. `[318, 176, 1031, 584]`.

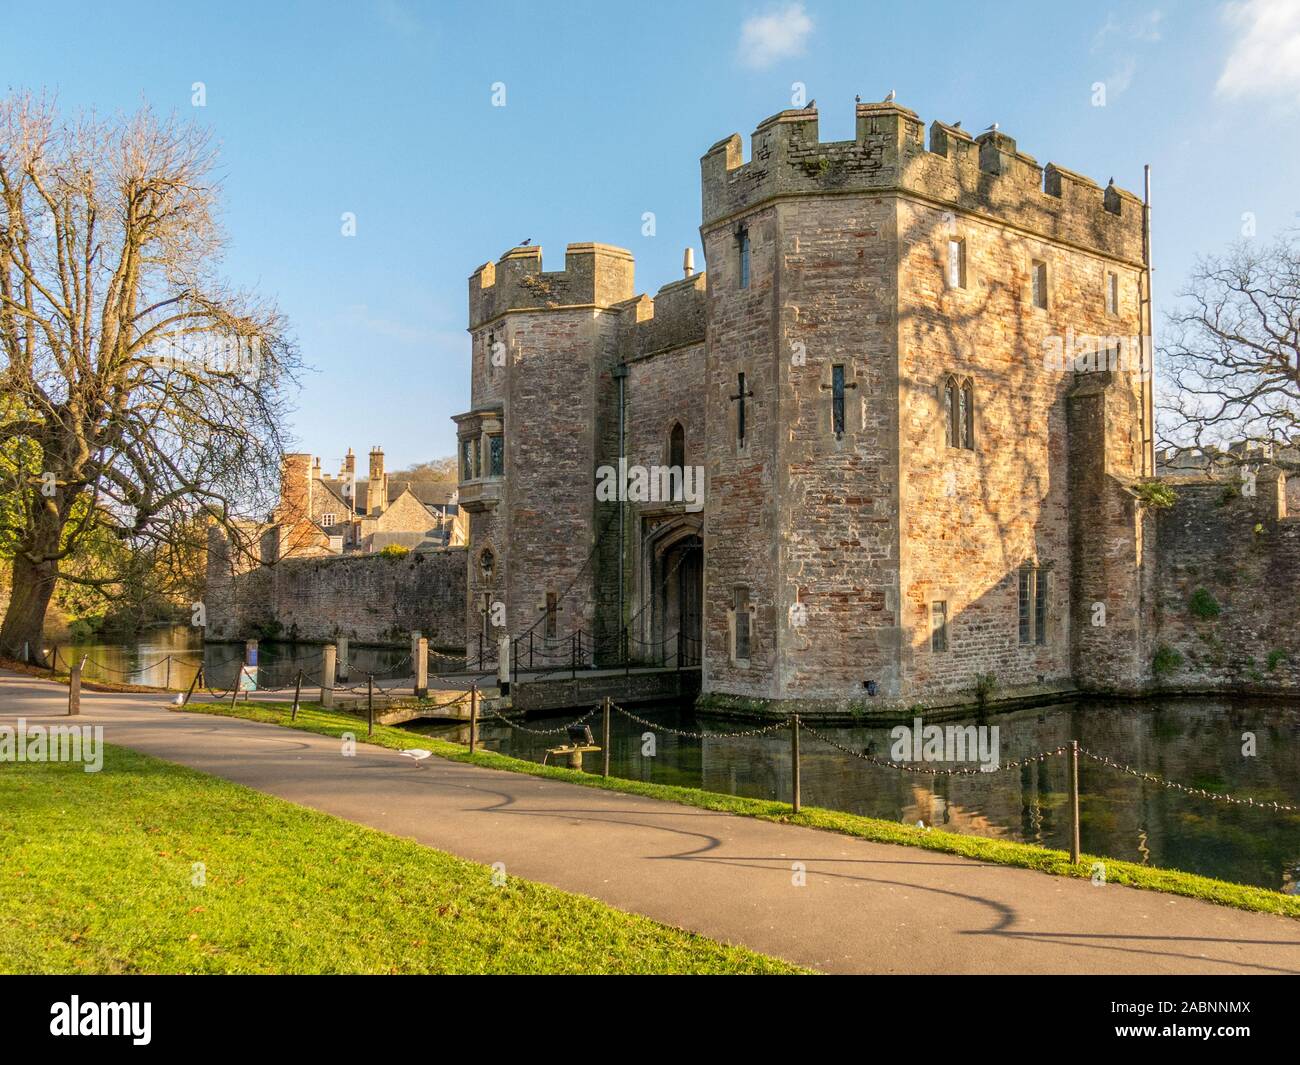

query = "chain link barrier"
[487, 705, 598, 736]
[797, 721, 1070, 775]
[1077, 746, 1300, 812]
[611, 701, 789, 740]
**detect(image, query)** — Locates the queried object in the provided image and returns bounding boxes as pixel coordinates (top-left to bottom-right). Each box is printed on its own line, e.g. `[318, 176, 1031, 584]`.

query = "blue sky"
[3, 0, 1298, 467]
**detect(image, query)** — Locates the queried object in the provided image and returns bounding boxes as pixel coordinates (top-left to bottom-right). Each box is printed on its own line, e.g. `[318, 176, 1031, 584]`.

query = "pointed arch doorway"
[640, 516, 702, 667]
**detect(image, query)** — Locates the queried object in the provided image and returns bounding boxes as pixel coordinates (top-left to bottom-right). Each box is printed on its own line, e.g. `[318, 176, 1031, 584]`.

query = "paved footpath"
[3, 669, 1298, 974]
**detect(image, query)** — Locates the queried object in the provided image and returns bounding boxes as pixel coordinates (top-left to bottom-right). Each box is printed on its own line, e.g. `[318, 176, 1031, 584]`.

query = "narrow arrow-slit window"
[832, 364, 846, 437]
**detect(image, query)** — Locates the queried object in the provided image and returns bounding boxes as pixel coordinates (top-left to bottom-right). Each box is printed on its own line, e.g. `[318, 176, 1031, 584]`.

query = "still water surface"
[53, 626, 426, 691]
[49, 627, 1300, 892]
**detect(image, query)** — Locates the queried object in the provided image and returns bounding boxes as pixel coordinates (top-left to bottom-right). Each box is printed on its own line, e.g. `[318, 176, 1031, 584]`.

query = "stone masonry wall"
[1153, 473, 1300, 692]
[774, 193, 900, 700]
[493, 307, 605, 656]
[899, 198, 1147, 705]
[1067, 373, 1154, 692]
[623, 335, 707, 654]
[703, 204, 781, 699]
[206, 544, 466, 647]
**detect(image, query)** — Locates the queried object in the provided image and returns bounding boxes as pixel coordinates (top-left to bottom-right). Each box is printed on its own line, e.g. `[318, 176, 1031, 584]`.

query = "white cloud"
[1217, 0, 1300, 99]
[737, 3, 814, 70]
[1093, 9, 1164, 49]
[1106, 56, 1138, 99]
[1090, 9, 1161, 101]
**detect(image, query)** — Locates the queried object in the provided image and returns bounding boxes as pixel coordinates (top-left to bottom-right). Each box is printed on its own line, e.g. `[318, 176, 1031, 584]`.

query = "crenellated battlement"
[1158, 439, 1300, 478]
[700, 100, 1145, 263]
[469, 242, 636, 328]
[617, 272, 707, 361]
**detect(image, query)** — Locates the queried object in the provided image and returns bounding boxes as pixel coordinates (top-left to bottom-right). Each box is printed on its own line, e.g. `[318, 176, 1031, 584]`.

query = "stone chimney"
[276, 452, 313, 524]
[366, 446, 388, 516]
[340, 448, 357, 513]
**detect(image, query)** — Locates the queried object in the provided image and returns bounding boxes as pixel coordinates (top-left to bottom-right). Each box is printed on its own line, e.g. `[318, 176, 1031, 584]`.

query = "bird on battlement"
[806, 98, 816, 110]
[952, 120, 962, 129]
[883, 89, 896, 103]
[984, 122, 999, 132]
[855, 94, 861, 103]
[519, 238, 532, 246]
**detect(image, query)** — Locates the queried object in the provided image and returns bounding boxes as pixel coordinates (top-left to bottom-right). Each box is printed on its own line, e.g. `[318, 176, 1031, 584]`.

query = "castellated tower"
[454, 243, 635, 660]
[699, 101, 1151, 706]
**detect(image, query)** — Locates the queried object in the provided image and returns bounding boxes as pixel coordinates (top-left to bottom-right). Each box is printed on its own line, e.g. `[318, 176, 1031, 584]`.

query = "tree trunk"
[0, 547, 60, 668]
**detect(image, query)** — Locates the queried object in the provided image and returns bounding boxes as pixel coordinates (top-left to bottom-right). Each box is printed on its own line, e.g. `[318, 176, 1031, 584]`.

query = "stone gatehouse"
[453, 100, 1298, 712]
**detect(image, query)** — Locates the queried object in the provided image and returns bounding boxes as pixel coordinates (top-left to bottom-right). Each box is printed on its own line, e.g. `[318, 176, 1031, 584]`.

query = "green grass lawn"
[0, 745, 803, 974]
[183, 696, 1300, 921]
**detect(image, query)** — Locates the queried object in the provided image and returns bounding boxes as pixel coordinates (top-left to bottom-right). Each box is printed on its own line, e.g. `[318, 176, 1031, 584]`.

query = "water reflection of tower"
[937, 774, 952, 826]
[1020, 759, 1044, 845]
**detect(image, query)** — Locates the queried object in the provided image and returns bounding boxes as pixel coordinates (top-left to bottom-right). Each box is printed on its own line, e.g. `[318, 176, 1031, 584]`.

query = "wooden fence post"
[1069, 739, 1081, 863]
[291, 670, 303, 721]
[181, 666, 203, 708]
[367, 674, 374, 737]
[790, 714, 801, 814]
[601, 696, 612, 778]
[320, 645, 336, 708]
[68, 656, 85, 716]
[498, 633, 510, 695]
[415, 637, 428, 698]
[469, 683, 479, 754]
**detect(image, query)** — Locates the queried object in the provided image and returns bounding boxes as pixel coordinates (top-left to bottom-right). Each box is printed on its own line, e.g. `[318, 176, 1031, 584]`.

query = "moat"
[53, 631, 1300, 893]
[54, 628, 431, 691]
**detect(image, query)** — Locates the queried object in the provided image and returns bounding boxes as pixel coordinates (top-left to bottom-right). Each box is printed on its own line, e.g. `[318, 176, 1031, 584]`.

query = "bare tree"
[1159, 231, 1300, 462]
[389, 456, 458, 489]
[0, 93, 300, 663]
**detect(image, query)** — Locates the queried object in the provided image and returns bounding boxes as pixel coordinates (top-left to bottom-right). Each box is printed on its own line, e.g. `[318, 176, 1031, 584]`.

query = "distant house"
[270, 447, 466, 561]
